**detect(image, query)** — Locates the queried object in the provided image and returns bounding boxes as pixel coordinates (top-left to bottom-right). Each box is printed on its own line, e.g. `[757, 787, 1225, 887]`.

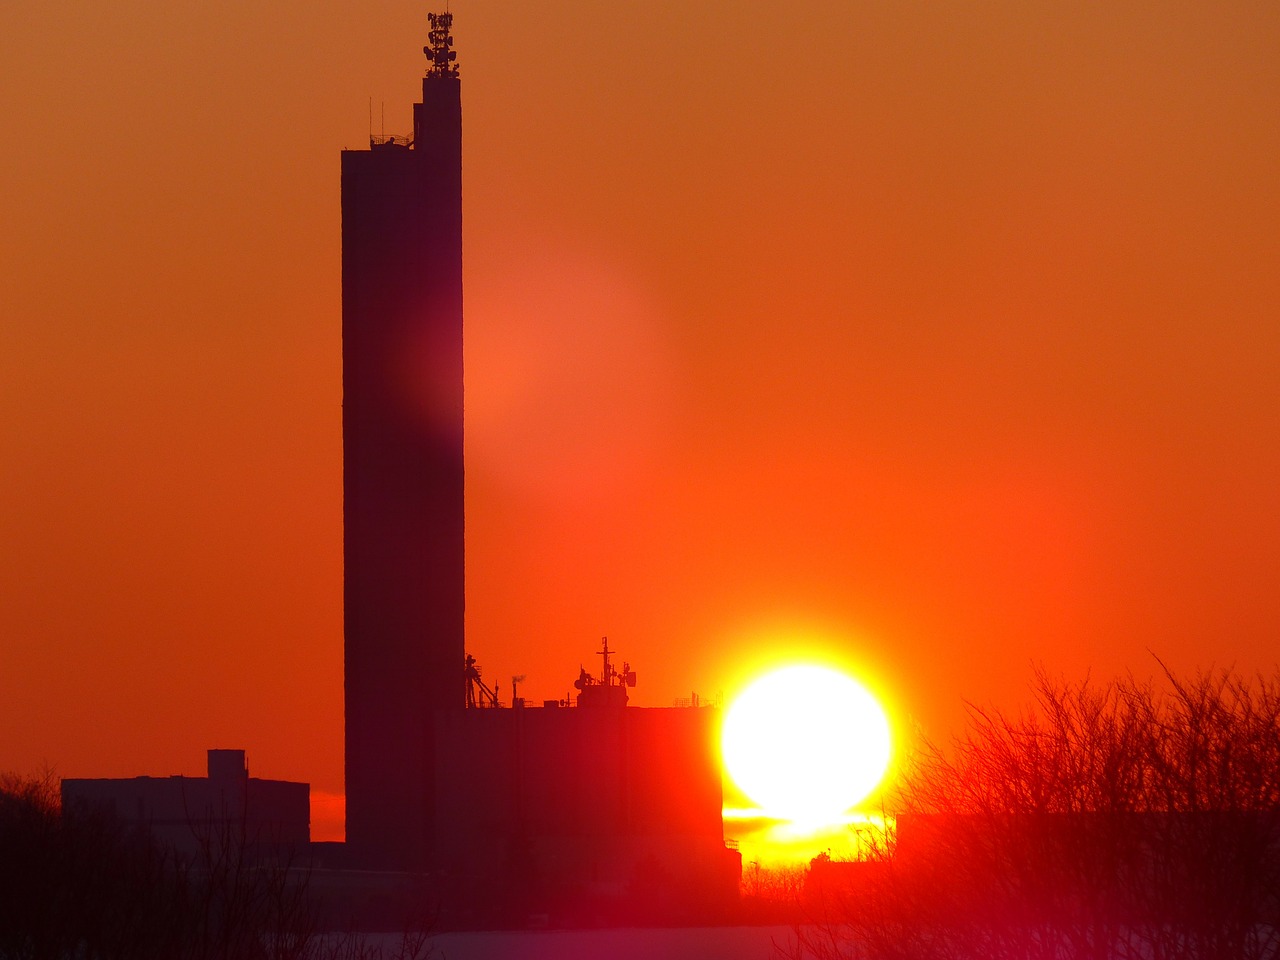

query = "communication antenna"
[424, 11, 460, 78]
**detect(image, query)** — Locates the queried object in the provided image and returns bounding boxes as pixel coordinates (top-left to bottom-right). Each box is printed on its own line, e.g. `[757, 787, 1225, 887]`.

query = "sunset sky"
[3, 1, 1278, 841]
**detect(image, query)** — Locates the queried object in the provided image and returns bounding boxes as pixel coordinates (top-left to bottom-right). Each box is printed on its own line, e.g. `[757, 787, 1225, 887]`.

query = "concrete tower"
[341, 12, 463, 869]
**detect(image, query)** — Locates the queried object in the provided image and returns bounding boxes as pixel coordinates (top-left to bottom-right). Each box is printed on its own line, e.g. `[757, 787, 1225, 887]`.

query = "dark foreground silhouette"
[7, 664, 1279, 958]
[0, 773, 431, 960]
[785, 666, 1280, 960]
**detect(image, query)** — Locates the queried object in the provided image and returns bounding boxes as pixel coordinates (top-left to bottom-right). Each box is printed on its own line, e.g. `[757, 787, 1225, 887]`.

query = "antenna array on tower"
[424, 12, 459, 78]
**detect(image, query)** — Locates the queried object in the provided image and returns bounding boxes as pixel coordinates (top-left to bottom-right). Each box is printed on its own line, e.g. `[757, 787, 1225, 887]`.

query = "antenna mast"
[424, 12, 459, 78]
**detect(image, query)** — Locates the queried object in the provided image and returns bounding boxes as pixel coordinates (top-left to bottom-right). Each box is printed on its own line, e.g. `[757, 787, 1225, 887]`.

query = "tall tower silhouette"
[341, 12, 463, 869]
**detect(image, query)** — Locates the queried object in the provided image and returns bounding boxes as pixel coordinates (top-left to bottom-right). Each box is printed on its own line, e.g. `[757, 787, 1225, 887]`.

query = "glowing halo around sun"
[722, 664, 892, 823]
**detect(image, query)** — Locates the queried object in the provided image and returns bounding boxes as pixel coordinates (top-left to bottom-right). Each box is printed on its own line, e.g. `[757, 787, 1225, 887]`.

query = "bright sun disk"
[722, 664, 892, 823]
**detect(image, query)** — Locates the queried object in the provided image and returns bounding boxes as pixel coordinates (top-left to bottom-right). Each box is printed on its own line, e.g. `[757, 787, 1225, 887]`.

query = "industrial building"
[58, 11, 735, 923]
[433, 644, 738, 921]
[339, 13, 739, 916]
[341, 10, 465, 871]
[61, 749, 309, 861]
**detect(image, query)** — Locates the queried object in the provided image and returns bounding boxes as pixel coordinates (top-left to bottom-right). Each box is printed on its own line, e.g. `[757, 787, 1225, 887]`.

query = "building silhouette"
[341, 13, 464, 870]
[53, 12, 736, 925]
[338, 13, 739, 917]
[433, 688, 737, 923]
[62, 750, 309, 860]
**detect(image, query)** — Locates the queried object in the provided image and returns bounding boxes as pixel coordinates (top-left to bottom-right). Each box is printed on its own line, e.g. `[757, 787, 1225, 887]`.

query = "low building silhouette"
[433, 646, 740, 923]
[61, 749, 308, 860]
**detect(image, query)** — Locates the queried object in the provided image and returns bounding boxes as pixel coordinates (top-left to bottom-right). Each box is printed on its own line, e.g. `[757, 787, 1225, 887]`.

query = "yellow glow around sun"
[722, 664, 892, 823]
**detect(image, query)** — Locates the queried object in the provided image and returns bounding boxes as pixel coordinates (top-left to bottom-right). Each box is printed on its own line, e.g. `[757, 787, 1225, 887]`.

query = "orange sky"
[2, 1, 1278, 840]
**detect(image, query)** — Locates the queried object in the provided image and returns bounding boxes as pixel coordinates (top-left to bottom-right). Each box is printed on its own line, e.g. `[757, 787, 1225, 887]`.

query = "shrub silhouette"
[789, 666, 1280, 960]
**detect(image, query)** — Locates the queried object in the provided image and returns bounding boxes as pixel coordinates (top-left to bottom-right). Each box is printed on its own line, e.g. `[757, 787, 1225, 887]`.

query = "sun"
[722, 664, 892, 823]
